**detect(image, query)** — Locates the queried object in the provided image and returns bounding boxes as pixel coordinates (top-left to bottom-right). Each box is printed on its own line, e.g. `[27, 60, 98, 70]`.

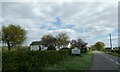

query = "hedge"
[2, 50, 70, 71]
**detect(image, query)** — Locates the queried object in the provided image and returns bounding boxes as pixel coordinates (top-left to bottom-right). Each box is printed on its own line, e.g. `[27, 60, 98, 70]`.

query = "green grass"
[101, 49, 120, 57]
[42, 52, 93, 70]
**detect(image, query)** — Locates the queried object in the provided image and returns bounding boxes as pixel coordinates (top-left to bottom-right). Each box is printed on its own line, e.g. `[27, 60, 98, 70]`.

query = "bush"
[2, 50, 70, 71]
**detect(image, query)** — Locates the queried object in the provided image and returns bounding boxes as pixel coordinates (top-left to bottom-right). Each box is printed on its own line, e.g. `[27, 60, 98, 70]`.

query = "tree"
[56, 33, 69, 48]
[0, 29, 2, 41]
[90, 45, 96, 50]
[93, 41, 105, 50]
[41, 34, 56, 47]
[2, 24, 26, 50]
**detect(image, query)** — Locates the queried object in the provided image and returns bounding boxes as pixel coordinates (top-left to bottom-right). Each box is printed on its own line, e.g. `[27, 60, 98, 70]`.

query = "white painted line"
[116, 62, 120, 65]
[102, 54, 120, 66]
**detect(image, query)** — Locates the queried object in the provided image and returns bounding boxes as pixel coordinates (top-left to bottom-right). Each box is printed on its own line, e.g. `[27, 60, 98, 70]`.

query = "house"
[30, 39, 87, 51]
[30, 41, 48, 51]
[30, 41, 41, 51]
[30, 40, 70, 50]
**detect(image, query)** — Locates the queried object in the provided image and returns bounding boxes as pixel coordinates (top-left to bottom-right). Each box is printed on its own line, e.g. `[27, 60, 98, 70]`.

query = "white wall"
[30, 45, 39, 51]
[42, 47, 48, 50]
[68, 42, 71, 48]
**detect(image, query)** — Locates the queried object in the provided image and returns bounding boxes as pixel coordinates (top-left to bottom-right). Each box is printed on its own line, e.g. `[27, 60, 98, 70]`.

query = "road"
[90, 51, 120, 70]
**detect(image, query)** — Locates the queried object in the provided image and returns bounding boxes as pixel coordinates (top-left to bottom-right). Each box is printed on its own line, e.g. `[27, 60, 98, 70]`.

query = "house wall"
[30, 45, 48, 51]
[42, 47, 48, 50]
[68, 42, 71, 48]
[30, 45, 39, 50]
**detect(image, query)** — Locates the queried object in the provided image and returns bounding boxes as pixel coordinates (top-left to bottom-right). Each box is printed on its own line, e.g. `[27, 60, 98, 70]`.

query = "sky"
[0, 0, 119, 47]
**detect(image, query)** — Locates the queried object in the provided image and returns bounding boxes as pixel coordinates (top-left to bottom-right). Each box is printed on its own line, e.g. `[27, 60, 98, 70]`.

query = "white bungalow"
[30, 41, 47, 51]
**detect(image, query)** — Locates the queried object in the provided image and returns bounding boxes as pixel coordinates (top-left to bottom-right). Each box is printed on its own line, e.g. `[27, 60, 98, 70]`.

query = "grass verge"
[103, 51, 120, 57]
[42, 52, 93, 70]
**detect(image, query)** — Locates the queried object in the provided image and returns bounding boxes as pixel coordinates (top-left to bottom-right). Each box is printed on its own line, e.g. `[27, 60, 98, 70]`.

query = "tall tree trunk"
[7, 41, 11, 50]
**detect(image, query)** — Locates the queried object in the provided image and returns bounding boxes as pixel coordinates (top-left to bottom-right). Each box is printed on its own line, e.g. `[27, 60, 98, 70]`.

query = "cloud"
[1, 2, 118, 47]
[1, 0, 119, 2]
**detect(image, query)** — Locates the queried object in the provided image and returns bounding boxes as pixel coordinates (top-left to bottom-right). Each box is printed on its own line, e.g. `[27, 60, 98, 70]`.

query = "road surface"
[90, 51, 120, 70]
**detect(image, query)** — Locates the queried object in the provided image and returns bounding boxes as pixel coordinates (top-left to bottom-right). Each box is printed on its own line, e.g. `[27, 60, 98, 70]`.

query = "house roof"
[30, 41, 41, 45]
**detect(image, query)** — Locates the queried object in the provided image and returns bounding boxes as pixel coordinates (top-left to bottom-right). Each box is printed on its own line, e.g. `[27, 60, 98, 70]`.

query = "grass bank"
[43, 52, 93, 70]
[103, 51, 120, 57]
[101, 49, 120, 57]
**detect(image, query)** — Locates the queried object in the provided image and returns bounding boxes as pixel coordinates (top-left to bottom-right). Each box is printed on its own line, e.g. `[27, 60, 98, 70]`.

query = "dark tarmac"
[90, 51, 120, 71]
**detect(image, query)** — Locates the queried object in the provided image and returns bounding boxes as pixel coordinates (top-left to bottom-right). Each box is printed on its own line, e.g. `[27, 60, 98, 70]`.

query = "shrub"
[2, 50, 70, 71]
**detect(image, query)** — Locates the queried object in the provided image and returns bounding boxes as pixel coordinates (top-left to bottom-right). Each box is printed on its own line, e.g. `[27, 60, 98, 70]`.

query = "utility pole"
[109, 34, 113, 50]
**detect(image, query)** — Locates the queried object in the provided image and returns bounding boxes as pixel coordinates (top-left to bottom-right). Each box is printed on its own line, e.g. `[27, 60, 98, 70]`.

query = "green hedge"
[2, 50, 70, 71]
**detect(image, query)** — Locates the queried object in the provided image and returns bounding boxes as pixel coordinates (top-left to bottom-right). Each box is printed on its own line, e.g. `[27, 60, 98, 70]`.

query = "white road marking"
[102, 54, 119, 65]
[116, 62, 120, 65]
[99, 52, 120, 66]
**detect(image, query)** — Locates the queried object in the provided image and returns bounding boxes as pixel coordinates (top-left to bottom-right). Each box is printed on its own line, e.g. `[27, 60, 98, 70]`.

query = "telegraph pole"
[109, 34, 113, 50]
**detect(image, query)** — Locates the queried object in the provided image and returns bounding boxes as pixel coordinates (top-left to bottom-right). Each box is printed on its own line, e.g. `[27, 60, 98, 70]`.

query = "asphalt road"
[90, 51, 120, 70]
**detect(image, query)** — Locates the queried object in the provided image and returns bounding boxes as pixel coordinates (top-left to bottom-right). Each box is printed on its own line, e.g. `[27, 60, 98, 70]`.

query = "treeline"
[1, 24, 70, 51]
[40, 32, 69, 50]
[2, 24, 88, 51]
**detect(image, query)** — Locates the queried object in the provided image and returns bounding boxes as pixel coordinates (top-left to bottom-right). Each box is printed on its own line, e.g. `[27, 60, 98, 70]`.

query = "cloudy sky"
[0, 0, 119, 47]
